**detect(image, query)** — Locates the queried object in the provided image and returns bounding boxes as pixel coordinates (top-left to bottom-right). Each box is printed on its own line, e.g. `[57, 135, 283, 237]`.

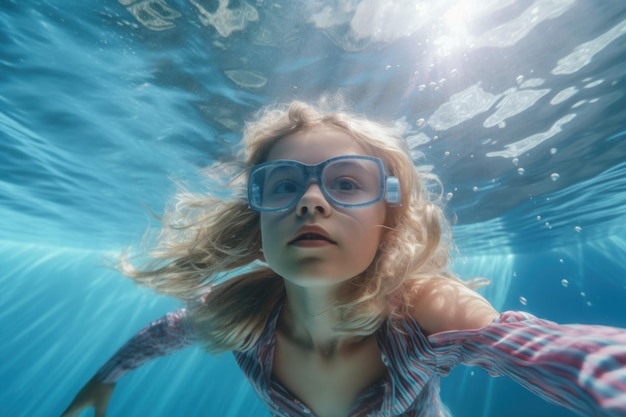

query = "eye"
[271, 179, 299, 194]
[330, 177, 360, 192]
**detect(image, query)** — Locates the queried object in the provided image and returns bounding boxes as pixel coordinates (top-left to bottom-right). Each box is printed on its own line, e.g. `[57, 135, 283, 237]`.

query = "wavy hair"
[121, 101, 469, 353]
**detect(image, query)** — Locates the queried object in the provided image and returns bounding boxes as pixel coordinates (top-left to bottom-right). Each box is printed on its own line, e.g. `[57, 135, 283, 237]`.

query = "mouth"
[290, 233, 335, 244]
[289, 227, 336, 245]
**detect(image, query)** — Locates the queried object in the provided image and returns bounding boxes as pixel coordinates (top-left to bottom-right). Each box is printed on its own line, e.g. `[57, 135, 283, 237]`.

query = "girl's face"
[259, 126, 387, 287]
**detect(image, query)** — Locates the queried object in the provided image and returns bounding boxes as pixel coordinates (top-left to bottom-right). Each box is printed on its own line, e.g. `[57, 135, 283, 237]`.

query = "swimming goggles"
[248, 155, 401, 212]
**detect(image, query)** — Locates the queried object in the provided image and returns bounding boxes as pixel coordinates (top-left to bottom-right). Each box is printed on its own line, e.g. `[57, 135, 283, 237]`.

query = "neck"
[279, 281, 366, 357]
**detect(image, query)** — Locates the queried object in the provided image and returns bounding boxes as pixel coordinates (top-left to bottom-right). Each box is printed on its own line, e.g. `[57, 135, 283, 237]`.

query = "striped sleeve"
[427, 311, 626, 417]
[94, 309, 196, 383]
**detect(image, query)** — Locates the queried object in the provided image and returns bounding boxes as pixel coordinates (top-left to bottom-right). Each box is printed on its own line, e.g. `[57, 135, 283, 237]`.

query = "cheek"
[259, 216, 272, 249]
[350, 208, 387, 259]
[367, 206, 387, 239]
[259, 214, 281, 262]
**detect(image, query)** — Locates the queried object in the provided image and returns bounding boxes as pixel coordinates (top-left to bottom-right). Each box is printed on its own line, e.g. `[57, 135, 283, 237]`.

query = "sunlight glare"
[435, 1, 476, 56]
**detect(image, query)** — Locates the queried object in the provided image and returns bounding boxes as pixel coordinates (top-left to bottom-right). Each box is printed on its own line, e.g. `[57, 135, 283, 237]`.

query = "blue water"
[1, 1, 626, 416]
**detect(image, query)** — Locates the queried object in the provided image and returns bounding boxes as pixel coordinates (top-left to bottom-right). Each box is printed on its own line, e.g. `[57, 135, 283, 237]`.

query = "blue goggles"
[248, 155, 401, 213]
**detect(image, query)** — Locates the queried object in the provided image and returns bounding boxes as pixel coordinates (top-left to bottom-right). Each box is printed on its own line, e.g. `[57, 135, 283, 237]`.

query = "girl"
[61, 102, 626, 417]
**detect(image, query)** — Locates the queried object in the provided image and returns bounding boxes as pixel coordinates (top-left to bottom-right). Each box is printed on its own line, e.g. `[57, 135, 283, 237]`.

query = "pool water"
[1, 1, 626, 416]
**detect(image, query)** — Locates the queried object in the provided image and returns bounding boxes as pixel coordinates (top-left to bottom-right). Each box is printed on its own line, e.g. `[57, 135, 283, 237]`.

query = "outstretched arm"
[93, 309, 195, 383]
[412, 278, 626, 416]
[428, 312, 626, 417]
[60, 377, 115, 417]
[60, 309, 195, 417]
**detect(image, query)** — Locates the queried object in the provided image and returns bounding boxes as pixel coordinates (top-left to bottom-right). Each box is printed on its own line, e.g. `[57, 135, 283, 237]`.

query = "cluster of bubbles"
[535, 215, 583, 233]
[517, 256, 594, 308]
[519, 279, 591, 307]
[511, 158, 525, 175]
[511, 148, 558, 176]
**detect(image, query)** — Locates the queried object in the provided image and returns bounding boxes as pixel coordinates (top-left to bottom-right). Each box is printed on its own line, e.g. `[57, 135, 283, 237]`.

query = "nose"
[295, 182, 331, 217]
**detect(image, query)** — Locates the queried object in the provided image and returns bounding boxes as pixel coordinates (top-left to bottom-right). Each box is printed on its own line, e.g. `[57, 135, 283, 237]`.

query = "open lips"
[289, 226, 336, 244]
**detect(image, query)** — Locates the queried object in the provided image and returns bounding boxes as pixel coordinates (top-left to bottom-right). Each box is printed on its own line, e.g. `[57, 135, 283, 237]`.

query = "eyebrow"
[265, 164, 301, 178]
[326, 160, 377, 173]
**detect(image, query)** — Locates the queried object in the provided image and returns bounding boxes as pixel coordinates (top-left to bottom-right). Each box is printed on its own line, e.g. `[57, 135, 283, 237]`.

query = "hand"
[60, 376, 116, 417]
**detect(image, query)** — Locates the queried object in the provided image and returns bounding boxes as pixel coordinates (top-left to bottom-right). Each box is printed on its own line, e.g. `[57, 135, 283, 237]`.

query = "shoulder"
[408, 276, 500, 336]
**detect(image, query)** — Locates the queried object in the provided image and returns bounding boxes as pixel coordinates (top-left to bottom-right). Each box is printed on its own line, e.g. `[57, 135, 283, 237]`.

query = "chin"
[283, 272, 357, 288]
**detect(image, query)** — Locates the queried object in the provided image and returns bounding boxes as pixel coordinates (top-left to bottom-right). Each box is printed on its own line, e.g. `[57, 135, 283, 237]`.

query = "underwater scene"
[1, 0, 626, 416]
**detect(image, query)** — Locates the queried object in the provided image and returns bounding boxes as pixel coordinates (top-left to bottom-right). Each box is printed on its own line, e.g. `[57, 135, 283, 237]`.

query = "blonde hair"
[121, 101, 465, 353]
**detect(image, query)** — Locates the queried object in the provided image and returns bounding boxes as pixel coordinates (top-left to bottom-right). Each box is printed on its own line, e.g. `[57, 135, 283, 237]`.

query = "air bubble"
[536, 215, 542, 221]
[517, 168, 525, 175]
[416, 118, 425, 127]
[561, 279, 569, 287]
[550, 148, 558, 155]
[444, 151, 450, 157]
[512, 158, 519, 166]
[574, 226, 582, 232]
[545, 222, 552, 229]
[519, 296, 527, 306]
[516, 75, 524, 85]
[446, 192, 453, 201]
[472, 186, 478, 192]
[550, 173, 560, 181]
[498, 121, 506, 128]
